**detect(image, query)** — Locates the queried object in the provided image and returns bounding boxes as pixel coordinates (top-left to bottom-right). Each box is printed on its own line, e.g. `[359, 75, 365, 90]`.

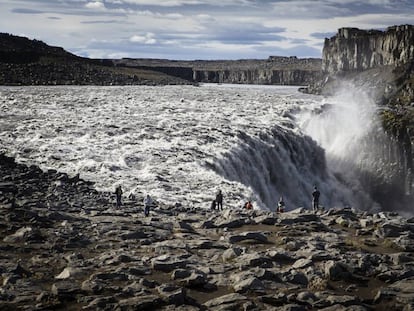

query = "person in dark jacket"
[312, 186, 320, 212]
[115, 185, 123, 208]
[216, 190, 223, 210]
[144, 194, 154, 217]
[210, 199, 217, 210]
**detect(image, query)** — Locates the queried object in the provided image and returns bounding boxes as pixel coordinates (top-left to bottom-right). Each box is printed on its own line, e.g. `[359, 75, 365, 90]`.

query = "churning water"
[0, 83, 406, 212]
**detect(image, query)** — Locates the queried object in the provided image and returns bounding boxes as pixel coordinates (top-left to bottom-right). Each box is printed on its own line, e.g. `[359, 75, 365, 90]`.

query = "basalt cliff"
[322, 25, 414, 74]
[304, 25, 414, 213]
[114, 57, 322, 86]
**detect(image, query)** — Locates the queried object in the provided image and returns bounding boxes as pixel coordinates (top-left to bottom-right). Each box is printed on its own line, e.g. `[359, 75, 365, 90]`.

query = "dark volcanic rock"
[322, 25, 414, 74]
[1, 152, 414, 310]
[0, 33, 194, 86]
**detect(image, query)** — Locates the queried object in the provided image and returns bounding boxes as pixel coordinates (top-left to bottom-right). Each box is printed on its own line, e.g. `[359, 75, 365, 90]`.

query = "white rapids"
[0, 83, 380, 211]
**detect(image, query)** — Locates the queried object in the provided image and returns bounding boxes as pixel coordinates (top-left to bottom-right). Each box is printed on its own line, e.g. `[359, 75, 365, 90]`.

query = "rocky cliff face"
[115, 57, 323, 86]
[314, 25, 414, 211]
[192, 57, 322, 85]
[192, 68, 319, 85]
[322, 25, 414, 74]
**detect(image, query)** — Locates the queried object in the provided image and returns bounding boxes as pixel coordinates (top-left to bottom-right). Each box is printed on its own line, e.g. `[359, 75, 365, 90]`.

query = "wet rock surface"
[1, 153, 414, 310]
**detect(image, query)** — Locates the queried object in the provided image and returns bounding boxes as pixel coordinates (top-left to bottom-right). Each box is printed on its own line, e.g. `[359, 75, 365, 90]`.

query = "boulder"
[325, 260, 352, 281]
[203, 293, 249, 308]
[51, 280, 83, 300]
[151, 255, 189, 272]
[228, 231, 268, 244]
[233, 276, 265, 293]
[118, 295, 164, 310]
[222, 247, 243, 262]
[374, 278, 414, 305]
[55, 267, 84, 280]
[236, 253, 274, 268]
[157, 284, 187, 306]
[3, 226, 43, 243]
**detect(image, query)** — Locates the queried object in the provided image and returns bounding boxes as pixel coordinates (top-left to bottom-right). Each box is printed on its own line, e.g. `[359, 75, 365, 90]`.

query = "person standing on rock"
[312, 186, 320, 213]
[144, 194, 154, 217]
[277, 196, 285, 213]
[115, 185, 123, 208]
[216, 189, 223, 210]
[210, 199, 217, 210]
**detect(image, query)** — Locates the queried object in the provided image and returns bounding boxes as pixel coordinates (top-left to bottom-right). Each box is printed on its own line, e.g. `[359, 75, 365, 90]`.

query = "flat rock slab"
[228, 231, 269, 243]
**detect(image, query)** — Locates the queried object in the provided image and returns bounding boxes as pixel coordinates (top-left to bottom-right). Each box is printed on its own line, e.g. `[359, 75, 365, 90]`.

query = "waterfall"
[297, 81, 413, 214]
[211, 123, 373, 211]
[211, 80, 412, 214]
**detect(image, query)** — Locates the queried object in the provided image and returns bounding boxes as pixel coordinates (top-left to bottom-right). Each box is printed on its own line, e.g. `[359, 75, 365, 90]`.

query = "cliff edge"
[322, 25, 414, 73]
[304, 24, 414, 212]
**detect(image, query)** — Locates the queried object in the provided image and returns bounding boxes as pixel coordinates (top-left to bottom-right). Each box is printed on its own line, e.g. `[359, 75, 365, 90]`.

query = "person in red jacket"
[244, 201, 253, 210]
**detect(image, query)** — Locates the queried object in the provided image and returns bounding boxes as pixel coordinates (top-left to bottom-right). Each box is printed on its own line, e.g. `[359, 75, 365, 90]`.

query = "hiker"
[312, 186, 320, 212]
[216, 190, 223, 210]
[115, 185, 123, 208]
[244, 201, 253, 210]
[210, 199, 217, 210]
[128, 192, 136, 201]
[144, 194, 154, 217]
[277, 196, 285, 213]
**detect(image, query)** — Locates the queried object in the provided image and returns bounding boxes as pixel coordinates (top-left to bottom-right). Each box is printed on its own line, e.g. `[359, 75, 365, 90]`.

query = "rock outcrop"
[322, 25, 414, 74]
[2, 153, 414, 310]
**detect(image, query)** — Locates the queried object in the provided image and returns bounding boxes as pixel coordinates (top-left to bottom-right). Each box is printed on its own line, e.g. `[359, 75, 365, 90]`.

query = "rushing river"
[0, 83, 400, 212]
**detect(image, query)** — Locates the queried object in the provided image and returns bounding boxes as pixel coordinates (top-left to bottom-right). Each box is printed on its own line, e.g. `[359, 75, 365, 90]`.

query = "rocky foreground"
[1, 154, 414, 310]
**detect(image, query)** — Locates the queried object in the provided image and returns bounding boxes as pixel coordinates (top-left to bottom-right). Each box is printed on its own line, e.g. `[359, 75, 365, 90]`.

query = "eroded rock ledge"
[1, 153, 414, 310]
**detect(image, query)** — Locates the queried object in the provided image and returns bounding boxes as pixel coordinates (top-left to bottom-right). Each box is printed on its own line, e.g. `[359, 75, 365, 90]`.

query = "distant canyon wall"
[115, 57, 323, 86]
[192, 68, 319, 85]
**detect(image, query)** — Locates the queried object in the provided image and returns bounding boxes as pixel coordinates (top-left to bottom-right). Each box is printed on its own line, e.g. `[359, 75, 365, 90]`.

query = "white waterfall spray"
[297, 81, 390, 212]
[212, 123, 369, 211]
[212, 81, 387, 211]
[297, 82, 378, 161]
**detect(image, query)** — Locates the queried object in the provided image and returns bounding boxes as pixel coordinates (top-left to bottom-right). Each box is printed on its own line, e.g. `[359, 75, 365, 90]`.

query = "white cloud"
[106, 0, 253, 7]
[196, 14, 215, 23]
[111, 0, 202, 6]
[129, 33, 157, 44]
[85, 1, 105, 10]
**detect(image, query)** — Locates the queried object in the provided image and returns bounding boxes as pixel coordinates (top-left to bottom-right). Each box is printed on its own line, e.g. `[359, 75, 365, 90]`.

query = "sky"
[1, 0, 413, 60]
